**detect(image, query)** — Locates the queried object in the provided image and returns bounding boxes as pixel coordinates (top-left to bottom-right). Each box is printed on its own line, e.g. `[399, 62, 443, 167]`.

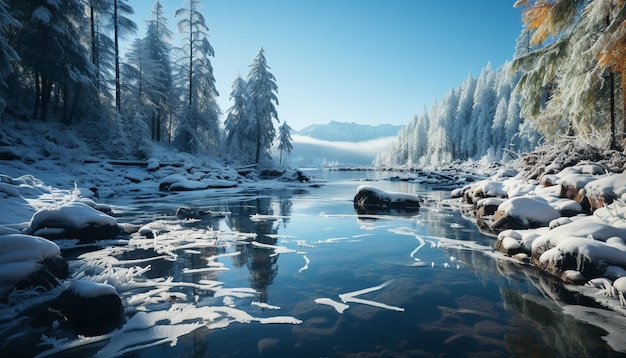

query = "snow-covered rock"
[584, 173, 626, 212]
[0, 234, 67, 298]
[158, 173, 237, 191]
[25, 201, 120, 242]
[491, 196, 561, 231]
[53, 280, 123, 335]
[353, 185, 420, 214]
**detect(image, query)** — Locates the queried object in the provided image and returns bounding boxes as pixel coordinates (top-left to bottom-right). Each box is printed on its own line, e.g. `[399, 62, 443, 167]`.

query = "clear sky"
[127, 1, 524, 131]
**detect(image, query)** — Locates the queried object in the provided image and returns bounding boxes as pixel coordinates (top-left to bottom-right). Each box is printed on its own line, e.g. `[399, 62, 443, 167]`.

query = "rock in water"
[353, 185, 420, 214]
[53, 280, 124, 336]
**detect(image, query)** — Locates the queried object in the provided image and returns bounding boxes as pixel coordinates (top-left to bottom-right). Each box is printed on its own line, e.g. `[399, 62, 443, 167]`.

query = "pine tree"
[224, 75, 250, 162]
[174, 0, 220, 155]
[112, 0, 137, 113]
[245, 47, 279, 164]
[513, 0, 626, 149]
[144, 1, 174, 141]
[0, 0, 18, 88]
[277, 121, 293, 164]
[468, 63, 496, 157]
[454, 74, 476, 159]
[8, 0, 97, 123]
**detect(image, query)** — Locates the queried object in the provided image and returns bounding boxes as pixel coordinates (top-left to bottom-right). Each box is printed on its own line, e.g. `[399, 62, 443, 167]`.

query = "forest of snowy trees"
[0, 0, 283, 166]
[376, 0, 626, 168]
[1, 1, 625, 169]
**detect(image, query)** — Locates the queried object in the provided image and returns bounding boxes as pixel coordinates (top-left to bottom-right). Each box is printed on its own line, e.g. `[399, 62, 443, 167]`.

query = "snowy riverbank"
[451, 140, 626, 308]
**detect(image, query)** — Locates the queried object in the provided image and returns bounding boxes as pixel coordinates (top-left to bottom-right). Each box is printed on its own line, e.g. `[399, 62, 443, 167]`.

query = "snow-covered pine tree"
[224, 75, 250, 162]
[129, 111, 152, 159]
[112, 0, 137, 113]
[468, 62, 496, 158]
[453, 74, 476, 159]
[277, 121, 293, 164]
[0, 0, 18, 89]
[174, 0, 221, 155]
[245, 47, 279, 164]
[144, 1, 174, 142]
[121, 37, 163, 155]
[7, 0, 97, 123]
[513, 0, 626, 149]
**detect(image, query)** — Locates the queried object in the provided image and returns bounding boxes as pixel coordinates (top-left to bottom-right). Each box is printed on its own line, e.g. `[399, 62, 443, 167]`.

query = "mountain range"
[295, 120, 402, 142]
[277, 121, 402, 167]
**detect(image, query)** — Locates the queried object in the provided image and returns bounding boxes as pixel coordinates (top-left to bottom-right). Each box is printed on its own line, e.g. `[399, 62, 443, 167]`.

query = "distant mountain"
[296, 120, 402, 142]
[277, 121, 402, 167]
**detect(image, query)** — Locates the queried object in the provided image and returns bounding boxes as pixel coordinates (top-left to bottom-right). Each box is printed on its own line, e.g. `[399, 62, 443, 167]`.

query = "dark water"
[5, 170, 624, 357]
[118, 169, 621, 358]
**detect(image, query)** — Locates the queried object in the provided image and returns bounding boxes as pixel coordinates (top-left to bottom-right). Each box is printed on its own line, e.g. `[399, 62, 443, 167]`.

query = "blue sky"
[128, 1, 523, 130]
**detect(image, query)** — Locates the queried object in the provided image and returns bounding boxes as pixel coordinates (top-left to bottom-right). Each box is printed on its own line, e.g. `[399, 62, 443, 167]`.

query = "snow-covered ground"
[449, 140, 626, 351]
[0, 119, 316, 356]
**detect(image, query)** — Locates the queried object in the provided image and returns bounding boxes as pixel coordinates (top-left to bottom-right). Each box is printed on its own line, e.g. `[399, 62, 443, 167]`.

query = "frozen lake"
[12, 169, 623, 357]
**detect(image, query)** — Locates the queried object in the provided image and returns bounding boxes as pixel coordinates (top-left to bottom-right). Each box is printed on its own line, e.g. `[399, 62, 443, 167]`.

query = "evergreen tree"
[453, 74, 476, 159]
[144, 1, 174, 141]
[374, 60, 540, 168]
[224, 75, 250, 162]
[128, 111, 152, 159]
[513, 0, 626, 149]
[174, 0, 220, 155]
[8, 0, 97, 123]
[277, 121, 293, 164]
[245, 47, 279, 164]
[0, 0, 18, 88]
[468, 62, 496, 157]
[112, 0, 137, 113]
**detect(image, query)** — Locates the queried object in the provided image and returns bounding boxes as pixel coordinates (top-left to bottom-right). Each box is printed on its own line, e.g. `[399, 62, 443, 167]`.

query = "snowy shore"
[450, 140, 626, 303]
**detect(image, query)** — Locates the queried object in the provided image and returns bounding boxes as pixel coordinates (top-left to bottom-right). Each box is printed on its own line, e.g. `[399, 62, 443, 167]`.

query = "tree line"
[0, 0, 292, 165]
[377, 0, 626, 168]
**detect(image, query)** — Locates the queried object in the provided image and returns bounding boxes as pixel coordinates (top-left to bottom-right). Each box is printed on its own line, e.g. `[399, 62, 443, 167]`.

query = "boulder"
[475, 197, 504, 218]
[353, 185, 419, 214]
[493, 230, 527, 256]
[53, 280, 124, 336]
[176, 206, 211, 220]
[25, 202, 120, 242]
[0, 234, 68, 299]
[491, 197, 560, 231]
[584, 173, 626, 212]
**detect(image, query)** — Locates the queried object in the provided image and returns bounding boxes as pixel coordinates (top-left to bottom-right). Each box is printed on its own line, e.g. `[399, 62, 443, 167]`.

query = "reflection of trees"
[227, 195, 279, 302]
[440, 244, 619, 356]
[278, 189, 292, 228]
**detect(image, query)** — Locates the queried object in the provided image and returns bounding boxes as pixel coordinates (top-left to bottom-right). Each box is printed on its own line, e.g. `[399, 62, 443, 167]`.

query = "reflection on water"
[125, 169, 625, 357]
[9, 169, 624, 357]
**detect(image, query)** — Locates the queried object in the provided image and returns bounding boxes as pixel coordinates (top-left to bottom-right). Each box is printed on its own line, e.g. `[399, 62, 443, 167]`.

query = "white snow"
[298, 255, 310, 273]
[585, 173, 626, 200]
[314, 298, 350, 313]
[338, 281, 404, 312]
[250, 241, 297, 254]
[251, 301, 281, 310]
[0, 234, 61, 283]
[497, 196, 561, 226]
[27, 201, 118, 236]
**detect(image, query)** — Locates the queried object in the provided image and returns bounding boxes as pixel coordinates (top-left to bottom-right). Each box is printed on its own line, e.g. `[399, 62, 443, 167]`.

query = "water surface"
[11, 169, 624, 357]
[119, 169, 621, 357]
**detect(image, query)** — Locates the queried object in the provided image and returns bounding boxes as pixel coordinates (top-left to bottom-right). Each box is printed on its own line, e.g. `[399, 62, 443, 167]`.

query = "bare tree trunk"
[62, 83, 68, 124]
[33, 73, 40, 119]
[621, 72, 626, 141]
[609, 71, 620, 150]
